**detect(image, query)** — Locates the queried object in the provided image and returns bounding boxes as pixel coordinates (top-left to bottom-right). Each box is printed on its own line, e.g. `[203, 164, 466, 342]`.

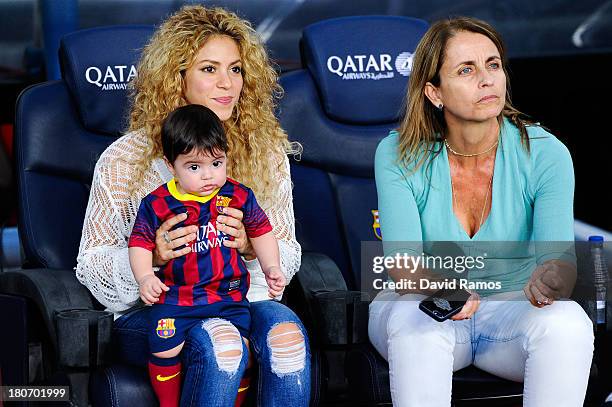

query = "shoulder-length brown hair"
[398, 16, 534, 171]
[128, 5, 298, 202]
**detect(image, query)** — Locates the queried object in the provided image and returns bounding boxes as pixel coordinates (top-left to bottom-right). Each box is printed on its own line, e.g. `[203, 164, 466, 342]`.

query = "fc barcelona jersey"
[128, 177, 272, 306]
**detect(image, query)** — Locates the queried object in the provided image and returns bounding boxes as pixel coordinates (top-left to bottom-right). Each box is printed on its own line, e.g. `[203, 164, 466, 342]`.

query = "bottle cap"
[588, 235, 604, 242]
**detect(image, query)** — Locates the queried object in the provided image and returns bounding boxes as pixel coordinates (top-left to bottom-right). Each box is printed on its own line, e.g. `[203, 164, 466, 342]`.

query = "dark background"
[510, 53, 612, 231]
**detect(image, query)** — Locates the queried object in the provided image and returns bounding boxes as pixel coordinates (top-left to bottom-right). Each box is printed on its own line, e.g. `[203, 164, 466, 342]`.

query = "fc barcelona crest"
[371, 210, 382, 240]
[156, 318, 176, 338]
[216, 195, 232, 211]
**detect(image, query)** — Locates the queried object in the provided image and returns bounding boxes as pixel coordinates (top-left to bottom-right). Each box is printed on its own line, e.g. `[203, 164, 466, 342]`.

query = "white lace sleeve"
[245, 154, 302, 298]
[75, 131, 167, 312]
[75, 165, 138, 312]
[268, 155, 302, 283]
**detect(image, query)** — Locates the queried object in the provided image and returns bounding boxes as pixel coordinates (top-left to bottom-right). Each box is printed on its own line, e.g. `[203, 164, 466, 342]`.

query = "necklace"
[445, 137, 499, 157]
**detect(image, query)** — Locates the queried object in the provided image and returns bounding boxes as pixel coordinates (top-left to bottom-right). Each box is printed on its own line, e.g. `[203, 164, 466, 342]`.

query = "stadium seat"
[278, 15, 533, 404]
[0, 25, 163, 406]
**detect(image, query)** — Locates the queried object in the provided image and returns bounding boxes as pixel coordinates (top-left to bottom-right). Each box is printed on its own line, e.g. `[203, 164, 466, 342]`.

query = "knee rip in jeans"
[267, 322, 306, 376]
[201, 318, 243, 375]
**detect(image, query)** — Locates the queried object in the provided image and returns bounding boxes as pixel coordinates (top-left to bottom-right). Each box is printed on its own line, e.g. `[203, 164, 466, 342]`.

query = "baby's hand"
[265, 266, 286, 299]
[139, 275, 169, 305]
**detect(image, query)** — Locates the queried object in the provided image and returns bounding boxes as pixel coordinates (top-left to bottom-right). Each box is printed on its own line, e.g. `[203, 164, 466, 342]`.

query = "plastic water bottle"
[589, 235, 608, 327]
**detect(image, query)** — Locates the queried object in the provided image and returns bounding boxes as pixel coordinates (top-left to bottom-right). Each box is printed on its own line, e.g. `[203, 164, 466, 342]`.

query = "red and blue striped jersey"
[128, 177, 272, 306]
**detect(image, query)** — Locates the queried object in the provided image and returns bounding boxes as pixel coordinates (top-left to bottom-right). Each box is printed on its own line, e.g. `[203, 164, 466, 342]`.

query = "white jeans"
[368, 289, 594, 407]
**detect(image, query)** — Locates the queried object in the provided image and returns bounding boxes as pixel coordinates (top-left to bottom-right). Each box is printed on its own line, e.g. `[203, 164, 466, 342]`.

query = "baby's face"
[170, 149, 227, 196]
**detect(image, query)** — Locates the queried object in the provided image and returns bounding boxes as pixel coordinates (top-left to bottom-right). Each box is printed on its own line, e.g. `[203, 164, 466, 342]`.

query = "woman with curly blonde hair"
[76, 5, 310, 406]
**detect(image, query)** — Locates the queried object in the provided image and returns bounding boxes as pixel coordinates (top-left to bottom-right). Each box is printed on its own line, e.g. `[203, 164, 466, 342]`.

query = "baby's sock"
[148, 355, 182, 407]
[234, 368, 252, 406]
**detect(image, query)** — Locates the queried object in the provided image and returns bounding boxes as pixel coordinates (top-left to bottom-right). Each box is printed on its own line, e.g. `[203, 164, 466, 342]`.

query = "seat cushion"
[90, 364, 156, 407]
[346, 343, 524, 403]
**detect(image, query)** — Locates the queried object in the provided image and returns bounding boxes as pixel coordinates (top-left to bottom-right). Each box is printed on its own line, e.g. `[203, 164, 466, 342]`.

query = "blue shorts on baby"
[148, 301, 250, 353]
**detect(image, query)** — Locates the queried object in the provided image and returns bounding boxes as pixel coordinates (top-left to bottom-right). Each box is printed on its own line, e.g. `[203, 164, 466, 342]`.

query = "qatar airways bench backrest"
[16, 26, 153, 269]
[278, 16, 428, 288]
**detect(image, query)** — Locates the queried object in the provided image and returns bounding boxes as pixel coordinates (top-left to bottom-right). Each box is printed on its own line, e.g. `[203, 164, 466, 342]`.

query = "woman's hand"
[451, 291, 480, 320]
[153, 212, 198, 266]
[523, 260, 576, 308]
[138, 274, 169, 304]
[216, 207, 256, 260]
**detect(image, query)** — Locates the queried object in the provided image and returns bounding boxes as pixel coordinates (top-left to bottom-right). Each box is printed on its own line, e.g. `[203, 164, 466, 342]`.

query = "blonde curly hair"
[128, 5, 297, 202]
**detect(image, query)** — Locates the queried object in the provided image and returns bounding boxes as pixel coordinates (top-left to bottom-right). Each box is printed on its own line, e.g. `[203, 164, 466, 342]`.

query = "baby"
[128, 104, 285, 407]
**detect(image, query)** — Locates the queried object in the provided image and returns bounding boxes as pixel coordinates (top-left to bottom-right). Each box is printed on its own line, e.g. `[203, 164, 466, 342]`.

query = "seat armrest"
[0, 268, 94, 350]
[287, 252, 370, 345]
[296, 251, 348, 295]
[313, 290, 369, 345]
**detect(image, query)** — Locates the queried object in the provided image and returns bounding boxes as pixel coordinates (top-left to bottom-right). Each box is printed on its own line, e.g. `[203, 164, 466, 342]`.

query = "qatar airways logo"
[190, 221, 228, 253]
[326, 52, 414, 81]
[84, 65, 137, 90]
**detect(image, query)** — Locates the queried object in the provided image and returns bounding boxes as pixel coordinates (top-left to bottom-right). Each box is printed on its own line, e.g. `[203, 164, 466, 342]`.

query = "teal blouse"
[374, 118, 575, 295]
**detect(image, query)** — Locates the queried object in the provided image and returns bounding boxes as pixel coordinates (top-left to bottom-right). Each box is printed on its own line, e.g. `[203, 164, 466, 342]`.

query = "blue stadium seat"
[278, 15, 525, 404]
[0, 25, 158, 407]
[281, 15, 427, 289]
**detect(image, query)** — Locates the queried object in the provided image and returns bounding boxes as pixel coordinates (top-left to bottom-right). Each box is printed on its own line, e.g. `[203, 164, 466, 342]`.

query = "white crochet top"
[75, 130, 301, 314]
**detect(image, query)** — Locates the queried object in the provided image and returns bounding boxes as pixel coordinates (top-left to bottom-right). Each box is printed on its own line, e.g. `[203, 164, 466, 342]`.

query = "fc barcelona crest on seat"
[156, 318, 176, 338]
[372, 210, 382, 240]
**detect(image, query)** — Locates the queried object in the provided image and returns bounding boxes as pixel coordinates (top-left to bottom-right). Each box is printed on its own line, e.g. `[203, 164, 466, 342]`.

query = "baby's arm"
[249, 231, 286, 298]
[129, 247, 168, 304]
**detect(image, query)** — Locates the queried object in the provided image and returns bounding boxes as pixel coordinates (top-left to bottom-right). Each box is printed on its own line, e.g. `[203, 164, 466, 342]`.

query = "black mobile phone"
[419, 288, 471, 322]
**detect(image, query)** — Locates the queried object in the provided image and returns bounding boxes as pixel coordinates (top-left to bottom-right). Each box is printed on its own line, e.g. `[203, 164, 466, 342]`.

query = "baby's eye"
[212, 160, 223, 168]
[189, 164, 199, 171]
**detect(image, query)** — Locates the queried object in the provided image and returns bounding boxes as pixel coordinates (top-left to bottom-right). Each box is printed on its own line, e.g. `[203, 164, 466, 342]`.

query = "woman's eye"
[459, 66, 472, 75]
[189, 164, 199, 171]
[212, 160, 223, 168]
[231, 66, 242, 74]
[489, 62, 500, 69]
[201, 65, 215, 73]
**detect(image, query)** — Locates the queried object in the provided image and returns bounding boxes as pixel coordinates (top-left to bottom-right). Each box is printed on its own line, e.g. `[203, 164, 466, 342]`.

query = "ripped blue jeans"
[113, 299, 311, 407]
